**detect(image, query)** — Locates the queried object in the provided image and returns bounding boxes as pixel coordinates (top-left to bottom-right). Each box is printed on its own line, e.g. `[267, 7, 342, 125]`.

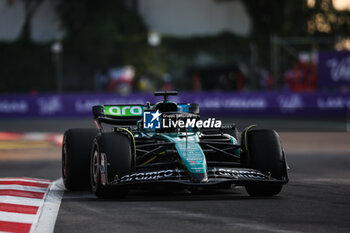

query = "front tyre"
[241, 129, 287, 196]
[91, 132, 132, 198]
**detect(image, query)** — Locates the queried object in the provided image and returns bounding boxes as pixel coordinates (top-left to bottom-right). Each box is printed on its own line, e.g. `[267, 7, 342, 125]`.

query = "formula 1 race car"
[62, 91, 288, 198]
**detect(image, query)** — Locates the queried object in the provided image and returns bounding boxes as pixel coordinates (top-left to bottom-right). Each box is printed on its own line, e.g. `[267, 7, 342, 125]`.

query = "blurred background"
[0, 0, 349, 130]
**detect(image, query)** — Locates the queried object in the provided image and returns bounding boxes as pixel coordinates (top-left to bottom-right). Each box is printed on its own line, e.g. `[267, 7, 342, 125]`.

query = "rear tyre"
[62, 128, 98, 191]
[91, 132, 132, 198]
[241, 129, 286, 196]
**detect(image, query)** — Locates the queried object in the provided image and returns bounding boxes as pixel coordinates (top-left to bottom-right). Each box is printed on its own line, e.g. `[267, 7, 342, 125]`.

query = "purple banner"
[0, 92, 349, 118]
[318, 50, 350, 88]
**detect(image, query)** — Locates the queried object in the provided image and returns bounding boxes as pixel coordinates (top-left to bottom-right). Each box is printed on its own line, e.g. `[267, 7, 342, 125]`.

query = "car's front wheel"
[91, 132, 132, 198]
[241, 129, 287, 196]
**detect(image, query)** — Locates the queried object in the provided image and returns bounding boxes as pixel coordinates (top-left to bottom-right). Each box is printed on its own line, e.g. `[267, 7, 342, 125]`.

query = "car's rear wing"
[93, 105, 144, 126]
[92, 103, 200, 128]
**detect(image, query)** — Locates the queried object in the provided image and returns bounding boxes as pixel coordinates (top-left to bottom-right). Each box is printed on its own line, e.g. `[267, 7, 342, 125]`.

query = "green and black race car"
[62, 91, 289, 198]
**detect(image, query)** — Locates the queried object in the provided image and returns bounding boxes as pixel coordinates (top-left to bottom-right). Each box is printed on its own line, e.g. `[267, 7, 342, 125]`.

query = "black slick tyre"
[91, 132, 132, 198]
[62, 128, 98, 191]
[241, 129, 285, 196]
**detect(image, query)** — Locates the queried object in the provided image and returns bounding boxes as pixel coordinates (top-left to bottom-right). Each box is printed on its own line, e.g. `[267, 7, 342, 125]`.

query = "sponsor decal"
[318, 51, 350, 87]
[194, 97, 266, 109]
[224, 98, 267, 108]
[317, 97, 348, 108]
[0, 100, 28, 113]
[37, 97, 62, 115]
[216, 168, 267, 179]
[115, 168, 269, 184]
[118, 170, 175, 182]
[104, 105, 143, 116]
[278, 95, 304, 109]
[326, 57, 350, 82]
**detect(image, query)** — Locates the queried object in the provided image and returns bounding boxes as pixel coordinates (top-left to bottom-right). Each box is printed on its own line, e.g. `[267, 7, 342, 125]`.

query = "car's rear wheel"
[91, 132, 132, 198]
[241, 129, 286, 196]
[62, 128, 98, 191]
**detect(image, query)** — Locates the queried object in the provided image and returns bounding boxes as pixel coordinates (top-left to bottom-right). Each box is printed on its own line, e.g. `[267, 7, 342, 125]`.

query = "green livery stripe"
[104, 105, 143, 116]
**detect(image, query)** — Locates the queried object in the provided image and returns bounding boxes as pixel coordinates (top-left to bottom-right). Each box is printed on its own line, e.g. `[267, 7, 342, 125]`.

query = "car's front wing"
[108, 167, 288, 187]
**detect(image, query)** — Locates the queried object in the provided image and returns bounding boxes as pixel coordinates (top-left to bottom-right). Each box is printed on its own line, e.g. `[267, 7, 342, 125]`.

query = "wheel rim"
[92, 149, 99, 185]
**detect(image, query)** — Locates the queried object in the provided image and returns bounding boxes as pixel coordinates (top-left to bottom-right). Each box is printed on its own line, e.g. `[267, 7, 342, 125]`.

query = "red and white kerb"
[0, 177, 51, 233]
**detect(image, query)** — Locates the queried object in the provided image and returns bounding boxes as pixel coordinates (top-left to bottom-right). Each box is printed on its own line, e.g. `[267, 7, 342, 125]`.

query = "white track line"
[0, 211, 37, 224]
[0, 195, 43, 206]
[31, 178, 64, 233]
[0, 185, 47, 193]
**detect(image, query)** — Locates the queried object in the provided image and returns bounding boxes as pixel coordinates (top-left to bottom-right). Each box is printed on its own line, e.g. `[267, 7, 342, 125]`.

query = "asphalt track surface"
[0, 119, 349, 233]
